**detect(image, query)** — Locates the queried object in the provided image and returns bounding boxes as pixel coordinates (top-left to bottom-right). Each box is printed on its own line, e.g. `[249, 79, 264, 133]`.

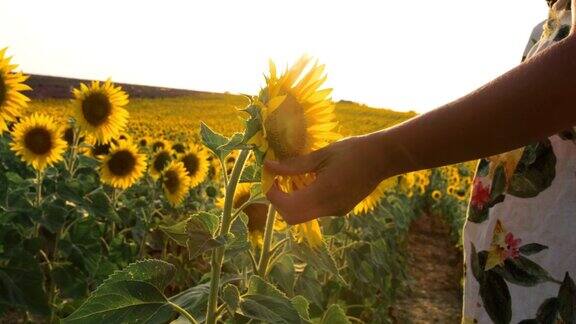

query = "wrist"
[362, 130, 406, 181]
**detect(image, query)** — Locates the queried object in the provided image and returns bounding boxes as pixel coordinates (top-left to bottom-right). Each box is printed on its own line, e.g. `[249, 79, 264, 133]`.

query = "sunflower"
[162, 161, 192, 206]
[431, 190, 442, 201]
[171, 142, 187, 154]
[99, 140, 147, 189]
[224, 150, 239, 176]
[249, 56, 339, 247]
[216, 183, 285, 246]
[117, 133, 132, 142]
[72, 79, 129, 143]
[138, 136, 151, 148]
[0, 48, 31, 132]
[178, 146, 209, 188]
[62, 126, 85, 146]
[150, 149, 172, 179]
[151, 139, 169, 152]
[352, 177, 396, 216]
[10, 113, 67, 171]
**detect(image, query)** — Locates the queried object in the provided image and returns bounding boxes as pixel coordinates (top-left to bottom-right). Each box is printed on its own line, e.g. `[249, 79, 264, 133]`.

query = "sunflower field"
[0, 48, 475, 323]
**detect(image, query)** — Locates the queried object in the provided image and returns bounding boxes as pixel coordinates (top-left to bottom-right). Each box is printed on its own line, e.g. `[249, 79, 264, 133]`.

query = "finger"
[266, 179, 326, 225]
[264, 149, 325, 176]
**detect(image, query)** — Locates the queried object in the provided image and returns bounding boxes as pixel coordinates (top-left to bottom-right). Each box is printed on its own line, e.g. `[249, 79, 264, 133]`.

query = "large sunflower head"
[99, 140, 147, 189]
[72, 79, 129, 143]
[216, 183, 285, 246]
[10, 113, 67, 171]
[162, 161, 192, 207]
[178, 145, 209, 188]
[0, 48, 31, 132]
[352, 177, 397, 216]
[249, 56, 339, 247]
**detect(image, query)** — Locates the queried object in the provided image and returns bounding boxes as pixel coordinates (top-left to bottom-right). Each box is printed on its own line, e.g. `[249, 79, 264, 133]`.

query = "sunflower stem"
[206, 149, 249, 324]
[35, 170, 43, 207]
[67, 126, 82, 176]
[168, 301, 198, 324]
[219, 157, 229, 187]
[33, 170, 44, 236]
[257, 204, 276, 277]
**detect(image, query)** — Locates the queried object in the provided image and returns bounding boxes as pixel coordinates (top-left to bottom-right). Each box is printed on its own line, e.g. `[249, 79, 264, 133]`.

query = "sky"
[0, 0, 548, 113]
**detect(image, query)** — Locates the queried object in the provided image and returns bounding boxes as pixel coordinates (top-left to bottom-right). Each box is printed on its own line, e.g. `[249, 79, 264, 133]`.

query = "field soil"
[389, 213, 463, 323]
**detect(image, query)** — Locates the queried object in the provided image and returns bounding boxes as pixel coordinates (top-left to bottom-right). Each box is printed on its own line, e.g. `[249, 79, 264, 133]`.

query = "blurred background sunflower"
[72, 79, 129, 143]
[99, 140, 147, 189]
[161, 161, 191, 206]
[10, 113, 67, 171]
[171, 142, 187, 154]
[217, 183, 285, 246]
[151, 138, 170, 152]
[0, 48, 30, 132]
[353, 177, 397, 216]
[150, 148, 172, 179]
[178, 145, 209, 188]
[250, 56, 339, 247]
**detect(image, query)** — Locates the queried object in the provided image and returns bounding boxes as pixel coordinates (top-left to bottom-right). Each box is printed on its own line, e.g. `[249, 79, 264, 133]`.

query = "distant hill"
[25, 74, 213, 99]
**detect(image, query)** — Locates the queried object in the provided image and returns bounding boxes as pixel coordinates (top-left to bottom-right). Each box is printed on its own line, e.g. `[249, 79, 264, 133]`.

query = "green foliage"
[2, 95, 476, 324]
[63, 260, 176, 323]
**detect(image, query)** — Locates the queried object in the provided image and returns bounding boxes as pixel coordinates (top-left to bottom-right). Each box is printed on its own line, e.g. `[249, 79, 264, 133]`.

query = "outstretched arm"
[266, 31, 576, 225]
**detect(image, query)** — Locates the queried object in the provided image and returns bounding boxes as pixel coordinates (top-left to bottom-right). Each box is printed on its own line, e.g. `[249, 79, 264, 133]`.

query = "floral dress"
[462, 1, 576, 323]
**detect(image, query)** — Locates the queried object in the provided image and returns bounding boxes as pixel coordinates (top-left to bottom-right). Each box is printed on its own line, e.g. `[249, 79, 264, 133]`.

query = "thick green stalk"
[257, 205, 276, 277]
[205, 149, 249, 324]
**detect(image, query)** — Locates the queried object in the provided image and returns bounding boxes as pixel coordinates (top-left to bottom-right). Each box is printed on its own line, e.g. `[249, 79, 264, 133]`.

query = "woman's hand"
[265, 134, 394, 225]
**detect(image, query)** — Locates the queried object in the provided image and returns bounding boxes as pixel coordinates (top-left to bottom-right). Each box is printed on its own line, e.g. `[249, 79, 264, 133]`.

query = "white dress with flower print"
[463, 1, 576, 323]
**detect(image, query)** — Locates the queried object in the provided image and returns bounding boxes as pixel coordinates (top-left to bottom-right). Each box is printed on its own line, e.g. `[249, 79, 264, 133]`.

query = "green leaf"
[40, 198, 69, 233]
[494, 256, 552, 287]
[63, 259, 176, 324]
[222, 284, 240, 314]
[168, 282, 211, 321]
[86, 190, 119, 223]
[240, 164, 262, 183]
[479, 270, 511, 324]
[0, 250, 50, 315]
[96, 259, 176, 291]
[247, 275, 286, 298]
[160, 218, 190, 246]
[291, 295, 310, 321]
[224, 213, 250, 259]
[240, 287, 302, 324]
[51, 263, 88, 299]
[186, 212, 225, 259]
[0, 168, 8, 204]
[269, 255, 295, 295]
[519, 243, 549, 256]
[62, 280, 172, 324]
[294, 266, 324, 308]
[290, 239, 344, 282]
[320, 304, 350, 324]
[241, 104, 263, 146]
[217, 133, 245, 153]
[200, 122, 228, 158]
[558, 272, 576, 323]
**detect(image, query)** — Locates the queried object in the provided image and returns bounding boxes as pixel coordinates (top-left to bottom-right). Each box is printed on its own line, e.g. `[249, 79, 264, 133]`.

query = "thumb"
[264, 149, 325, 176]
